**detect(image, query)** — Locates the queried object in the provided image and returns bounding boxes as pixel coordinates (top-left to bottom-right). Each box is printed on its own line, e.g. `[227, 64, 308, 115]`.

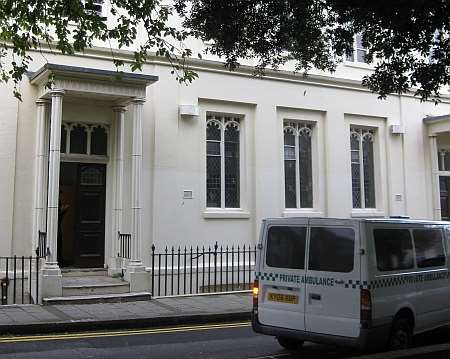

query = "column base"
[107, 257, 125, 278]
[39, 262, 63, 302]
[124, 262, 150, 293]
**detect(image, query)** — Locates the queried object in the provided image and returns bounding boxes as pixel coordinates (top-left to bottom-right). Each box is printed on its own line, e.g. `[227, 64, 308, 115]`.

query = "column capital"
[131, 97, 146, 105]
[36, 98, 49, 106]
[112, 105, 127, 113]
[50, 89, 65, 97]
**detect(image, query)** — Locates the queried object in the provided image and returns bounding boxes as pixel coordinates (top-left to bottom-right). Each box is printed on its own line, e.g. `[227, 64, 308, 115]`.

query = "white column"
[32, 99, 49, 255]
[112, 106, 126, 267]
[125, 98, 150, 292]
[40, 89, 64, 300]
[46, 89, 64, 266]
[130, 98, 144, 266]
[429, 134, 441, 220]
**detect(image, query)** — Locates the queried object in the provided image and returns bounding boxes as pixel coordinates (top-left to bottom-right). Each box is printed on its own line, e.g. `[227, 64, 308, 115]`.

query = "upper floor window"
[206, 115, 241, 208]
[81, 0, 104, 16]
[350, 127, 375, 209]
[346, 34, 368, 64]
[283, 121, 313, 209]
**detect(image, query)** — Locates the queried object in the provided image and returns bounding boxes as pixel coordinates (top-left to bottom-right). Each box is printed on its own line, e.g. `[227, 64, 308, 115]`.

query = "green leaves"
[179, 0, 450, 101]
[0, 0, 449, 101]
[0, 0, 199, 98]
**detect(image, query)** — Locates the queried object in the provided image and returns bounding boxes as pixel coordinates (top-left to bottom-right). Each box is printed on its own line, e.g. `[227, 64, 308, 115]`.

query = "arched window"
[62, 122, 109, 157]
[70, 124, 88, 154]
[350, 127, 376, 209]
[91, 125, 108, 156]
[283, 121, 313, 208]
[206, 115, 241, 208]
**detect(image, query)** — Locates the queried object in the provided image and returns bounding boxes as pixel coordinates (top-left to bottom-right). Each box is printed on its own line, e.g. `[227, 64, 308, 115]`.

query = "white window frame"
[283, 121, 314, 209]
[346, 34, 368, 64]
[81, 0, 104, 17]
[206, 114, 242, 210]
[350, 127, 376, 209]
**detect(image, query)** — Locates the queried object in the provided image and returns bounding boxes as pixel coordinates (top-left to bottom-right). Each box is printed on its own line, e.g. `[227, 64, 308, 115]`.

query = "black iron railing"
[150, 243, 256, 297]
[118, 232, 131, 259]
[0, 255, 41, 305]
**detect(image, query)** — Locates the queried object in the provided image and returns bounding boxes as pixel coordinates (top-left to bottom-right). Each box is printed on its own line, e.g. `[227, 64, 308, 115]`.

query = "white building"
[1, 14, 450, 300]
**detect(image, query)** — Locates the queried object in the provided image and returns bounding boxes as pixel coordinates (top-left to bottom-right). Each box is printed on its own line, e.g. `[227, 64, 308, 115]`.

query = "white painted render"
[0, 46, 449, 277]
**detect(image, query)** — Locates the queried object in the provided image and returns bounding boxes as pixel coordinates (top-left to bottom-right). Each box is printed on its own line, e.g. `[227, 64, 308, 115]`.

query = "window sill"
[203, 210, 251, 219]
[344, 61, 374, 70]
[351, 209, 385, 218]
[282, 209, 324, 218]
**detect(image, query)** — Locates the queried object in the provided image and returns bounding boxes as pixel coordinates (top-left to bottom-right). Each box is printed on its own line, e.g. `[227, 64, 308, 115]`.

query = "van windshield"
[266, 226, 306, 269]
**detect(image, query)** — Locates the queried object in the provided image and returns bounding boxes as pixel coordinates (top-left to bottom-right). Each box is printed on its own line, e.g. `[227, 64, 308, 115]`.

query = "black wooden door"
[74, 164, 106, 268]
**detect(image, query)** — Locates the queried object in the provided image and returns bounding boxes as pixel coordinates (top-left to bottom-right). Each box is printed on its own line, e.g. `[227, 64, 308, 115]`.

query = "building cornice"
[21, 43, 450, 104]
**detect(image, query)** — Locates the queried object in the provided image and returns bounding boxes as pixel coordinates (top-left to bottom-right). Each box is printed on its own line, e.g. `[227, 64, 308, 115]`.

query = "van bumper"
[252, 312, 390, 351]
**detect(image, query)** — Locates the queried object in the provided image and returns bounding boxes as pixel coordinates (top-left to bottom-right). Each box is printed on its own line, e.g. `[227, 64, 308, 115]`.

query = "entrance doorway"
[59, 162, 106, 268]
[440, 176, 450, 220]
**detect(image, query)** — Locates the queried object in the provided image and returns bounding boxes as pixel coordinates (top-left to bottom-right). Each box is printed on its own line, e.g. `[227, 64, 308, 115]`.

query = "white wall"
[2, 49, 450, 267]
[0, 81, 19, 255]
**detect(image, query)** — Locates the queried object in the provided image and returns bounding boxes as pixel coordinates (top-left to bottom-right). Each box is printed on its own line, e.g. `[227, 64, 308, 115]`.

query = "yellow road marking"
[0, 321, 251, 344]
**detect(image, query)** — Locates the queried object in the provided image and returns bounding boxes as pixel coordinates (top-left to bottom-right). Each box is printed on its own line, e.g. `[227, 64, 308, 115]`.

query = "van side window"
[413, 229, 446, 268]
[266, 226, 306, 269]
[308, 227, 355, 273]
[374, 229, 413, 271]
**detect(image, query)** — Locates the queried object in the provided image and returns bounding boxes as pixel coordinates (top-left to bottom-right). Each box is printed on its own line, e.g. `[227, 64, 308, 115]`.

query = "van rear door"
[257, 219, 308, 331]
[305, 218, 361, 338]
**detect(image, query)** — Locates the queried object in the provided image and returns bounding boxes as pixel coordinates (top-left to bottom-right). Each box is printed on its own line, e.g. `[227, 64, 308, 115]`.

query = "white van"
[252, 218, 450, 351]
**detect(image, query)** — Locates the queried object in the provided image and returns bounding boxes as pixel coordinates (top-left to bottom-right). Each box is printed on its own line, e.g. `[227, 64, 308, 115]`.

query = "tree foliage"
[0, 0, 449, 101]
[0, 0, 197, 99]
[177, 0, 450, 101]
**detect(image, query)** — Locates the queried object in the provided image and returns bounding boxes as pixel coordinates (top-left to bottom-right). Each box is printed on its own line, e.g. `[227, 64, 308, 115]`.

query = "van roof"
[263, 217, 450, 226]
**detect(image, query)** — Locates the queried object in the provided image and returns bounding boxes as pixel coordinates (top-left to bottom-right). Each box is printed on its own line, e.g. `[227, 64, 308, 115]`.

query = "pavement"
[0, 292, 448, 359]
[0, 292, 251, 335]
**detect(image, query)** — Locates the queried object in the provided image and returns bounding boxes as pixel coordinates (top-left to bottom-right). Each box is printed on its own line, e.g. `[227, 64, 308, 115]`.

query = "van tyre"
[276, 337, 304, 351]
[388, 318, 412, 351]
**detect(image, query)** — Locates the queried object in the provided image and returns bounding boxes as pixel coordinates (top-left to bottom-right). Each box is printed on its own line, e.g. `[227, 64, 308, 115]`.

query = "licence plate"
[267, 292, 299, 304]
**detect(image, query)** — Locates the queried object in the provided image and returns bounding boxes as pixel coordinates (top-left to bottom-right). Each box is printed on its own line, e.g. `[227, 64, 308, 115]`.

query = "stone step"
[43, 292, 152, 305]
[62, 275, 130, 296]
[61, 268, 108, 277]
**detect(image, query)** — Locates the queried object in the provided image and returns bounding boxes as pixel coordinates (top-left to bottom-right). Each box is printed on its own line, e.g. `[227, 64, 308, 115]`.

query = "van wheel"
[388, 318, 412, 351]
[276, 337, 304, 351]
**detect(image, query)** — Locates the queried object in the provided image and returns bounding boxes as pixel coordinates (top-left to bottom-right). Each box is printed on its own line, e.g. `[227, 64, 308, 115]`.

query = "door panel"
[59, 163, 78, 267]
[412, 228, 449, 331]
[74, 164, 106, 268]
[258, 219, 308, 331]
[305, 219, 360, 338]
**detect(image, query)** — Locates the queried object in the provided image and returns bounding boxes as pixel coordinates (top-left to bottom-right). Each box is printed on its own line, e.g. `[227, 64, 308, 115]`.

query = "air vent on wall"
[179, 105, 199, 117]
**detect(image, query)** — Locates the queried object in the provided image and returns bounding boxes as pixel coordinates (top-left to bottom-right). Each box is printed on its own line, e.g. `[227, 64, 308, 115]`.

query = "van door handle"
[310, 293, 321, 301]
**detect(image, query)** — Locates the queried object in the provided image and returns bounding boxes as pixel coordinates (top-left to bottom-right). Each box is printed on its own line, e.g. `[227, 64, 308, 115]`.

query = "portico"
[29, 64, 157, 300]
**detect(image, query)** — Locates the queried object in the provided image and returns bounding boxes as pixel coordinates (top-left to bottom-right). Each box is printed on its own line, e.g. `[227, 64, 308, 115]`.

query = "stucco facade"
[1, 44, 450, 297]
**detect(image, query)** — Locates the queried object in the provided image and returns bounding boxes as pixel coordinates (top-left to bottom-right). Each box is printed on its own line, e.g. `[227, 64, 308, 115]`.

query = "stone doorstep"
[61, 275, 130, 295]
[62, 283, 130, 297]
[43, 292, 152, 305]
[61, 268, 108, 277]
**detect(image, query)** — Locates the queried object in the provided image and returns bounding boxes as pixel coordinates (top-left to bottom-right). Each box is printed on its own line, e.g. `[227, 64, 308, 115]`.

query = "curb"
[0, 311, 251, 336]
[350, 343, 450, 359]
